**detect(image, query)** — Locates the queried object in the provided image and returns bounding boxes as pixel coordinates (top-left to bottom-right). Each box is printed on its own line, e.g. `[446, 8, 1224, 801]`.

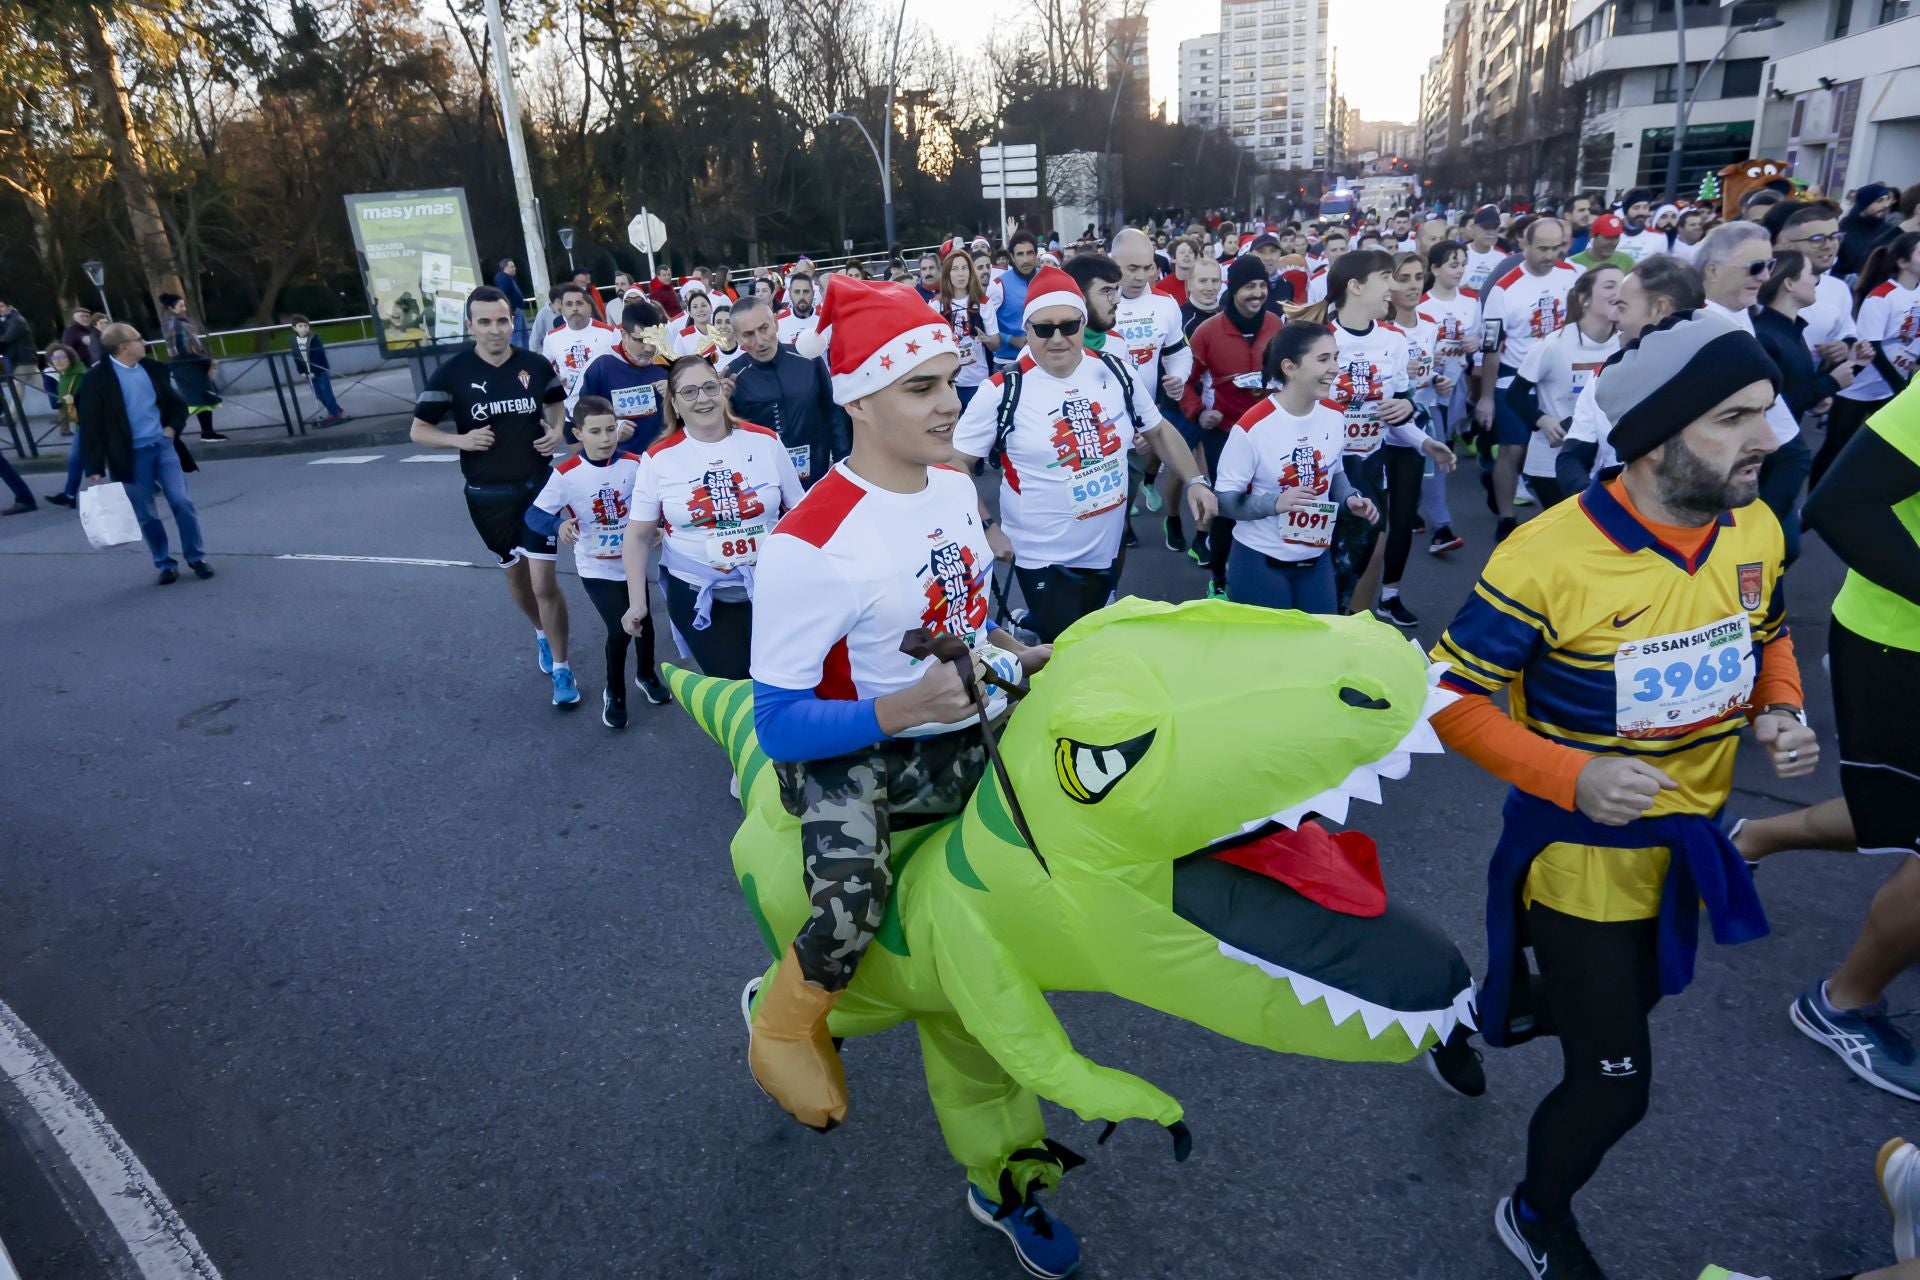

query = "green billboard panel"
[344, 188, 483, 357]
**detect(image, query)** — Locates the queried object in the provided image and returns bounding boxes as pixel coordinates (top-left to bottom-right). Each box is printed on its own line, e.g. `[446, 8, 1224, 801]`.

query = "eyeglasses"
[1787, 232, 1844, 246]
[1029, 318, 1084, 339]
[676, 381, 724, 401]
[1745, 257, 1779, 278]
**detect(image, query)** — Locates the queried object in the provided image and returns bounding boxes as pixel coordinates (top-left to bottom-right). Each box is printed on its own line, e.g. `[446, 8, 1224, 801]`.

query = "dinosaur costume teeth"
[671, 599, 1477, 1213]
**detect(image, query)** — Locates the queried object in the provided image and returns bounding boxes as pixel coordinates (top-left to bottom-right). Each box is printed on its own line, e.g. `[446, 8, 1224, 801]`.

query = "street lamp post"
[1664, 16, 1784, 202]
[826, 113, 893, 251]
[558, 226, 575, 273]
[825, 0, 907, 251]
[81, 260, 111, 322]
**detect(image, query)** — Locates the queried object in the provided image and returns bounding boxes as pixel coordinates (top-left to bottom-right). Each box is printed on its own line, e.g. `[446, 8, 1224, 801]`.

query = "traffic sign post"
[981, 142, 1038, 244]
[627, 208, 668, 277]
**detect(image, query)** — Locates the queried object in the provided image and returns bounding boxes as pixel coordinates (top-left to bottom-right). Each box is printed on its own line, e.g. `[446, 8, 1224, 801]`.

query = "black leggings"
[581, 577, 657, 699]
[1519, 904, 1661, 1220]
[1380, 444, 1425, 588]
[1813, 396, 1888, 495]
[663, 573, 754, 678]
[1201, 427, 1232, 589]
[1012, 562, 1121, 643]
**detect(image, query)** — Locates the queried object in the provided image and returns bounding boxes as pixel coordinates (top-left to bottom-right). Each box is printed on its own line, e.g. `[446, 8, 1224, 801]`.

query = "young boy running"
[525, 396, 666, 727]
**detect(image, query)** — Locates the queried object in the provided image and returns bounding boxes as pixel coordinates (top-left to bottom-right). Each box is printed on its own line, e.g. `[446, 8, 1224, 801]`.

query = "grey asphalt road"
[0, 449, 1910, 1280]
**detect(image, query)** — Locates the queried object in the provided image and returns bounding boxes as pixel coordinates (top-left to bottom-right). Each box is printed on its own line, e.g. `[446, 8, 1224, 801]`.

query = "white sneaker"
[1880, 1136, 1920, 1261]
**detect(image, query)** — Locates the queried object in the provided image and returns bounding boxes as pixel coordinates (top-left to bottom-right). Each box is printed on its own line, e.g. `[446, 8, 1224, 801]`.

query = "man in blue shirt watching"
[77, 322, 212, 585]
[493, 258, 530, 348]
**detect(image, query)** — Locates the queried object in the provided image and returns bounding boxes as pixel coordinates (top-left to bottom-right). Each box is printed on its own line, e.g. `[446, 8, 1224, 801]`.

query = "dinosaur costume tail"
[662, 665, 772, 806]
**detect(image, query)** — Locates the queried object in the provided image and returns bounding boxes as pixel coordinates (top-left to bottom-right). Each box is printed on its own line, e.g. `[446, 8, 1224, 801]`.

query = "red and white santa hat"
[1019, 264, 1087, 327]
[796, 275, 956, 405]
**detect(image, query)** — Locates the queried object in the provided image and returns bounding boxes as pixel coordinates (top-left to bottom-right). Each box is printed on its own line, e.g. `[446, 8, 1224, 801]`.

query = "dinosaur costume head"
[984, 598, 1472, 1058]
[669, 596, 1473, 1208]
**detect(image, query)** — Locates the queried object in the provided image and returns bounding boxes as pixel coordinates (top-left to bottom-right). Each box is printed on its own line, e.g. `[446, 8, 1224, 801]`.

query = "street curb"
[11, 414, 417, 475]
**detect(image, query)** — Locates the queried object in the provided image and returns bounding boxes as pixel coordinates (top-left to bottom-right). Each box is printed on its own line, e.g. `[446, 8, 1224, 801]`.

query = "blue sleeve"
[753, 681, 887, 763]
[524, 504, 563, 537]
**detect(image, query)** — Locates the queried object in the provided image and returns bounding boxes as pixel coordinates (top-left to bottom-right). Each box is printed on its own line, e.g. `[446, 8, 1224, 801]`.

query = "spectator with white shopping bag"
[76, 322, 213, 585]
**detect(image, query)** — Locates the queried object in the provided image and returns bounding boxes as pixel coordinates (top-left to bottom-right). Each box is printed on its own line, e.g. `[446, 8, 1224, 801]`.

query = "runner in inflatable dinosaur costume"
[666, 599, 1476, 1251]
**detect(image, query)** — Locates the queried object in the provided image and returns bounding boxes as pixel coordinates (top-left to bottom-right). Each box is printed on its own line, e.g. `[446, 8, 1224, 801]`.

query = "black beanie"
[1226, 255, 1268, 296]
[1598, 311, 1782, 463]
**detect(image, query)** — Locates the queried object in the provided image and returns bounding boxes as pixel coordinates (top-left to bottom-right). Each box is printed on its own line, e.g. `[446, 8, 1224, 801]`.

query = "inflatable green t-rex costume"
[667, 598, 1476, 1214]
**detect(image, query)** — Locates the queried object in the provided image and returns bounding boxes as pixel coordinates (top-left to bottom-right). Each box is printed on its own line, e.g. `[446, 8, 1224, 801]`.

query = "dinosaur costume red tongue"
[1214, 822, 1387, 918]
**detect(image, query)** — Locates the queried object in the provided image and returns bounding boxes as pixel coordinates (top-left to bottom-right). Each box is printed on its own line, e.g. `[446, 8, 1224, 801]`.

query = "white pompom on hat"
[1019, 264, 1087, 327]
[800, 275, 956, 405]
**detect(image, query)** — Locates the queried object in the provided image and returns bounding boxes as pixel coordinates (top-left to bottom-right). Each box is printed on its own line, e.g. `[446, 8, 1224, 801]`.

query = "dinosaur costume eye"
[1054, 731, 1156, 805]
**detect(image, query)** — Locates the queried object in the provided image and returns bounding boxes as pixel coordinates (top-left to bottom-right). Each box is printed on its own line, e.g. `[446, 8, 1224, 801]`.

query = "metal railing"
[1, 244, 963, 459]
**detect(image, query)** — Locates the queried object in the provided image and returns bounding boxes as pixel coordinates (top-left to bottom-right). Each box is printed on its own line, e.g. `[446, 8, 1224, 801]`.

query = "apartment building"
[1179, 33, 1223, 129]
[1216, 0, 1332, 175]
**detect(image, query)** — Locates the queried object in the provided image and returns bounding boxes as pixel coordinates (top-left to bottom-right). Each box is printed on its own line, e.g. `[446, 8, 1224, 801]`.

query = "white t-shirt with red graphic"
[775, 307, 820, 347]
[1112, 289, 1192, 395]
[1462, 246, 1505, 295]
[1844, 278, 1920, 403]
[749, 463, 1005, 735]
[1328, 321, 1422, 458]
[1484, 262, 1578, 388]
[1215, 395, 1348, 562]
[1516, 323, 1620, 480]
[952, 350, 1156, 570]
[1400, 313, 1441, 405]
[541, 320, 619, 413]
[631, 422, 805, 586]
[529, 451, 643, 581]
[941, 296, 1001, 387]
[1418, 289, 1481, 384]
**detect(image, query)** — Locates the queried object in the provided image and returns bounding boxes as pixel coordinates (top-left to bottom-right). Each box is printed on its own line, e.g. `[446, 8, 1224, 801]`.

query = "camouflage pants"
[775, 729, 993, 991]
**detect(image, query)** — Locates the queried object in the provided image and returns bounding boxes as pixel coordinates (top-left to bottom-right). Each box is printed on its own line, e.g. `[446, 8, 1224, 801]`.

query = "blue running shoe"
[1790, 983, 1920, 1102]
[536, 634, 554, 674]
[550, 666, 581, 707]
[967, 1185, 1079, 1279]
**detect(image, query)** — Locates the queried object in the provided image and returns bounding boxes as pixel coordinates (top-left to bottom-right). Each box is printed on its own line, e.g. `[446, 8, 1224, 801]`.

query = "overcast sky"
[903, 0, 1442, 124]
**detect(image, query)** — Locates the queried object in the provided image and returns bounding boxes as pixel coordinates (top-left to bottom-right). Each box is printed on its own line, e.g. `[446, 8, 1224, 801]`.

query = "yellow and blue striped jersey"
[1432, 479, 1789, 921]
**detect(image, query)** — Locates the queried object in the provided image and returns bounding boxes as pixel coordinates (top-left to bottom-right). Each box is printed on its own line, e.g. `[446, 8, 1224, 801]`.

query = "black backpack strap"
[989, 367, 1024, 465]
[1097, 350, 1147, 435]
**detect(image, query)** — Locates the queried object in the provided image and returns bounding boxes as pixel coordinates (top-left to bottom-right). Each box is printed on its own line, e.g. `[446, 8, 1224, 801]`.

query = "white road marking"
[399, 453, 462, 463]
[276, 553, 477, 568]
[0, 1000, 221, 1280]
[307, 455, 384, 465]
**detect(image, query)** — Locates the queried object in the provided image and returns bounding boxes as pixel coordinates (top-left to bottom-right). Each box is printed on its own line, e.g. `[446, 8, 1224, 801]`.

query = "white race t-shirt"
[952, 350, 1154, 570]
[1516, 324, 1620, 480]
[1484, 263, 1578, 387]
[528, 450, 643, 581]
[1328, 321, 1421, 458]
[631, 422, 804, 585]
[1112, 289, 1193, 395]
[749, 463, 1005, 735]
[1215, 395, 1348, 562]
[1401, 313, 1441, 406]
[1800, 270, 1857, 354]
[1844, 278, 1920, 402]
[776, 308, 820, 347]
[542, 321, 620, 412]
[1564, 370, 1620, 475]
[1463, 246, 1505, 295]
[1618, 228, 1666, 264]
[942, 297, 1001, 387]
[1419, 289, 1482, 385]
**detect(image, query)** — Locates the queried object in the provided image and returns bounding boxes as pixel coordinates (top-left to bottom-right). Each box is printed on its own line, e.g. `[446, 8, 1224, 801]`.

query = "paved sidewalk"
[4, 362, 423, 475]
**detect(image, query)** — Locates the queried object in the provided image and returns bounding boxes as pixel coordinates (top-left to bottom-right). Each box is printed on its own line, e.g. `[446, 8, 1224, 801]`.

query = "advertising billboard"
[343, 188, 483, 358]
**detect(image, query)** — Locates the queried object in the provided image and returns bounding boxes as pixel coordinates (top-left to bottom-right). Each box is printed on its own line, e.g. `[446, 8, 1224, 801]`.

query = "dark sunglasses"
[1030, 318, 1084, 339]
[1745, 257, 1779, 278]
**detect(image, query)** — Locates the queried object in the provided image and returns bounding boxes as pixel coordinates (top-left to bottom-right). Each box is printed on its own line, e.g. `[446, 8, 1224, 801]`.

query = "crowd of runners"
[0, 175, 1812, 1276]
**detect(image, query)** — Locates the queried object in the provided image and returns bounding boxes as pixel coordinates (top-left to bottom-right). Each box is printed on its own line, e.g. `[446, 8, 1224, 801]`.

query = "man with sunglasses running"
[949, 265, 1218, 641]
[1697, 222, 1812, 552]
